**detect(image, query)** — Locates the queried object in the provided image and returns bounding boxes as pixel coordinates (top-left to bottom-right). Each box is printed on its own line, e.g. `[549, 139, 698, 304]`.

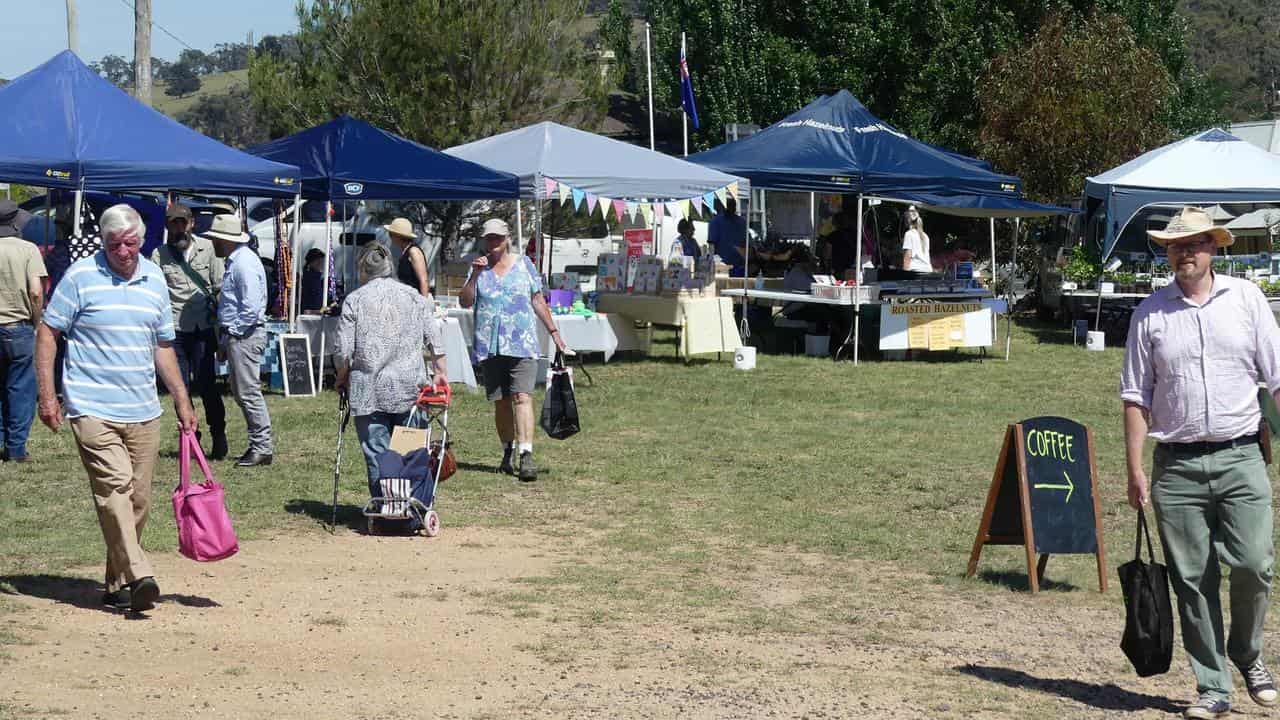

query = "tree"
[600, 0, 635, 92]
[162, 59, 202, 97]
[642, 0, 1224, 155]
[249, 0, 608, 255]
[89, 54, 133, 86]
[208, 42, 251, 73]
[250, 0, 606, 148]
[976, 13, 1172, 202]
[178, 85, 266, 147]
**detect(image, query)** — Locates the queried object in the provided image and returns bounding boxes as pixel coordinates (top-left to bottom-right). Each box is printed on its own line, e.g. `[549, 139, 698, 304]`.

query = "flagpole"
[681, 32, 688, 157]
[645, 22, 655, 151]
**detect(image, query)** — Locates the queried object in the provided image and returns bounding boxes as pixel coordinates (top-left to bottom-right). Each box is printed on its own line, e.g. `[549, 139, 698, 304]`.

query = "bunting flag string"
[540, 176, 738, 223]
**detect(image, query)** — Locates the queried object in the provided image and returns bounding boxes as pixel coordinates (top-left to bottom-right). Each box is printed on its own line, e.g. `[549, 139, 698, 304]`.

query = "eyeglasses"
[1166, 238, 1214, 254]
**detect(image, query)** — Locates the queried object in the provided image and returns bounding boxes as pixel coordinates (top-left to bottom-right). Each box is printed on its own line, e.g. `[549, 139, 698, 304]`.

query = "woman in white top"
[901, 205, 932, 273]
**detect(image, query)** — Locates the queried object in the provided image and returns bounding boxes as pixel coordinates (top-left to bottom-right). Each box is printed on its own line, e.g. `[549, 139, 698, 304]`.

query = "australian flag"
[680, 41, 700, 129]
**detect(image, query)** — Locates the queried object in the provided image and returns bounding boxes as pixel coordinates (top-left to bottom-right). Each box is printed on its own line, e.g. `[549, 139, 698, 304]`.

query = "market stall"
[1084, 128, 1280, 262]
[446, 122, 747, 359]
[688, 90, 1069, 362]
[246, 115, 520, 382]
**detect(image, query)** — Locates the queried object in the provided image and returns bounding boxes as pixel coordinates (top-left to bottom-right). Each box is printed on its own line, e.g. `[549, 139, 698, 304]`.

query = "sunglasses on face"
[1166, 238, 1214, 254]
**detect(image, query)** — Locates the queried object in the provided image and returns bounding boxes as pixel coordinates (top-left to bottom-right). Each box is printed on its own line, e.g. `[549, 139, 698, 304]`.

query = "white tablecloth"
[446, 309, 643, 361]
[440, 317, 477, 388]
[294, 313, 476, 389]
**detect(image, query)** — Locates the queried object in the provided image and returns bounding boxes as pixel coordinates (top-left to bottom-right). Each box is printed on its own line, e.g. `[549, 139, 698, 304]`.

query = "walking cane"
[330, 390, 352, 533]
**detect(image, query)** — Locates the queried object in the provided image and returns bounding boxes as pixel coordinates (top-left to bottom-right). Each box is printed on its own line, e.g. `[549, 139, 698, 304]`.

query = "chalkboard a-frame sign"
[279, 333, 317, 398]
[966, 416, 1107, 593]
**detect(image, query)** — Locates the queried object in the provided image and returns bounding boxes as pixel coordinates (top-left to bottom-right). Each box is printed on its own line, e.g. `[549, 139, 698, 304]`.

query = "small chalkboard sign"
[966, 416, 1107, 592]
[279, 333, 316, 397]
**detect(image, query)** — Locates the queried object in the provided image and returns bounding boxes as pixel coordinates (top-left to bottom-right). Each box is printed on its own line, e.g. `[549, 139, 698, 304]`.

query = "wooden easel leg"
[966, 539, 984, 579]
[1025, 542, 1040, 593]
[1036, 554, 1049, 586]
[1096, 552, 1108, 593]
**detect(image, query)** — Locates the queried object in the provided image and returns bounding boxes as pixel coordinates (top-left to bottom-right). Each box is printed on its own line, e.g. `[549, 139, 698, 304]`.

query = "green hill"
[152, 69, 248, 119]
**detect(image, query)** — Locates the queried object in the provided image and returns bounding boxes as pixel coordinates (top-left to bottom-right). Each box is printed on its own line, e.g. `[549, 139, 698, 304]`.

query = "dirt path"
[1, 529, 1272, 719]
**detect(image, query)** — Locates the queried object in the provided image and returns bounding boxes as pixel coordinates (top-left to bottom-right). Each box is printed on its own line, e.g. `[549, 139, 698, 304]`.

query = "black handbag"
[539, 351, 580, 440]
[1117, 508, 1175, 677]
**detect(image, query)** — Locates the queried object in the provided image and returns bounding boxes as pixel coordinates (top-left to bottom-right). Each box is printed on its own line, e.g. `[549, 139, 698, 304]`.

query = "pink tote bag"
[173, 430, 239, 562]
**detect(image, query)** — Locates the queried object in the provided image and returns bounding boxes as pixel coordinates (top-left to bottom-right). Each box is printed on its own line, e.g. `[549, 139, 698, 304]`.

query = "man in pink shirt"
[1122, 207, 1280, 719]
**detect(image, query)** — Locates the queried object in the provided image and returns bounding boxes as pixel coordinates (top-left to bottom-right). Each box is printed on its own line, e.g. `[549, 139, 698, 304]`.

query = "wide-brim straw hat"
[1147, 206, 1234, 248]
[383, 217, 415, 240]
[205, 213, 250, 243]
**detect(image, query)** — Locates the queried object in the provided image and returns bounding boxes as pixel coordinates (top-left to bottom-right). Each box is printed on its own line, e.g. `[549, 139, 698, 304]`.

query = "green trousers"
[1152, 441, 1274, 701]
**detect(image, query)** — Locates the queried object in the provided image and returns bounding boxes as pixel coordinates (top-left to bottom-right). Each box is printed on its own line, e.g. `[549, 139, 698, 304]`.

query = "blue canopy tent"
[245, 115, 519, 201]
[247, 115, 520, 327]
[687, 90, 1069, 362]
[1085, 128, 1280, 261]
[0, 51, 300, 196]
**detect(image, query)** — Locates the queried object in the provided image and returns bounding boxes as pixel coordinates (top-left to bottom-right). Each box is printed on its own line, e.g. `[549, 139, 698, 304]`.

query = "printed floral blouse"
[472, 256, 543, 361]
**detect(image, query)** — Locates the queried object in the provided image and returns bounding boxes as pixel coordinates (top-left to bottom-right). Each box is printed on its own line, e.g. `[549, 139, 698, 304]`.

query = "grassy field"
[7, 316, 1264, 716]
[1, 319, 1146, 599]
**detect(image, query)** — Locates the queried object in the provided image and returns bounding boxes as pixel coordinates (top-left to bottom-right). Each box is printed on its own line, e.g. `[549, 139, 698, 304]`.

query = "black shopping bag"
[1117, 508, 1174, 677]
[540, 351, 580, 440]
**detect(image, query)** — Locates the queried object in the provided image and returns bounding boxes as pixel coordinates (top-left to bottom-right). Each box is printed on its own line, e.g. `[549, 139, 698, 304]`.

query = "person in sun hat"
[209, 213, 273, 468]
[152, 203, 227, 460]
[1121, 206, 1280, 719]
[459, 218, 566, 481]
[384, 217, 431, 298]
[36, 203, 195, 612]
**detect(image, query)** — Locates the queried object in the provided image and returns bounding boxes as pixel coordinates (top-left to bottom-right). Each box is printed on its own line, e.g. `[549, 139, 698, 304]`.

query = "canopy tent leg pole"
[853, 194, 863, 367]
[809, 191, 816, 250]
[1007, 218, 1018, 361]
[989, 218, 997, 347]
[515, 195, 524, 268]
[534, 174, 545, 279]
[739, 189, 750, 340]
[72, 180, 84, 236]
[315, 201, 337, 388]
[288, 193, 302, 333]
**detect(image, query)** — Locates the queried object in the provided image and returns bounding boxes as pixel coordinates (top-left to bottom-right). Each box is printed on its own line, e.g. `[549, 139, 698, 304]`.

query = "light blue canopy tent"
[1085, 129, 1280, 260]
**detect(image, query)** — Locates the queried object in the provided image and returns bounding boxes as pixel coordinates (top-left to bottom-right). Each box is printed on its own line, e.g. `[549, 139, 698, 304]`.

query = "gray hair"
[99, 203, 146, 242]
[358, 243, 394, 283]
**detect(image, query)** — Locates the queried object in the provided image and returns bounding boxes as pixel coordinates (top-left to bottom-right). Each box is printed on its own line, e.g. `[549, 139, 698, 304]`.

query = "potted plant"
[1063, 245, 1101, 288]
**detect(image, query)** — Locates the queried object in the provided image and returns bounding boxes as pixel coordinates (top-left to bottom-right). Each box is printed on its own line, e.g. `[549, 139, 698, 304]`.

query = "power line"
[114, 0, 196, 52]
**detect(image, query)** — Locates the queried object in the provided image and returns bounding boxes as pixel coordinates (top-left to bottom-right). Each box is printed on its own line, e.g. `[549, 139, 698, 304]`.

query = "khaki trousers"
[70, 416, 161, 593]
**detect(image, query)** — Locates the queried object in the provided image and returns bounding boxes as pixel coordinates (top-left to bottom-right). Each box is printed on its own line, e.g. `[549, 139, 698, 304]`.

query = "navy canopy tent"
[1084, 128, 1280, 260]
[688, 90, 1029, 201]
[246, 115, 519, 201]
[0, 51, 299, 196]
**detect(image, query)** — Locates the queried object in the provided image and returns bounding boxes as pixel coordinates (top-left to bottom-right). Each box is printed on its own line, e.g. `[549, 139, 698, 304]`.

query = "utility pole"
[134, 0, 152, 106]
[65, 0, 78, 54]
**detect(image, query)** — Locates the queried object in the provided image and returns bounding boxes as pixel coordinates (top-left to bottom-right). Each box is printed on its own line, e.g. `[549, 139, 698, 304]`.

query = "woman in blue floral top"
[460, 218, 566, 481]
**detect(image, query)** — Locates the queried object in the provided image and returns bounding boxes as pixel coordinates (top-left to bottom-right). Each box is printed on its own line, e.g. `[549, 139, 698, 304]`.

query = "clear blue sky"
[0, 1, 303, 79]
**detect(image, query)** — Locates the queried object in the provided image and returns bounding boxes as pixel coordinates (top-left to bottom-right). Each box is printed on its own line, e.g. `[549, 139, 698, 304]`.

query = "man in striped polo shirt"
[35, 203, 196, 613]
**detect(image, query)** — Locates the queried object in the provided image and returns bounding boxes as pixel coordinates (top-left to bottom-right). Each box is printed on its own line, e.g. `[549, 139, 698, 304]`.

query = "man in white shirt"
[1122, 207, 1280, 719]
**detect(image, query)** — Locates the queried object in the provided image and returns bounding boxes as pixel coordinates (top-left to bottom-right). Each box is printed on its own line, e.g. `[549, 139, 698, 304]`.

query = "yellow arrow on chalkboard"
[1033, 471, 1075, 503]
